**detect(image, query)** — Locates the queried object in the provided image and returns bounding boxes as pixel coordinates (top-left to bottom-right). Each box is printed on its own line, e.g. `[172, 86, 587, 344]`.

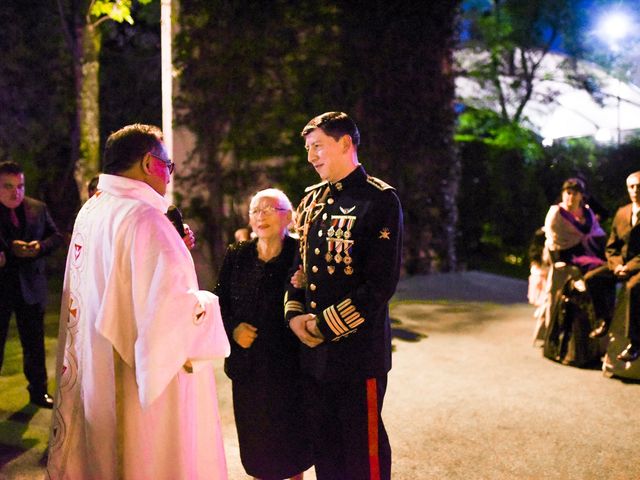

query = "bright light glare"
[595, 128, 614, 143]
[596, 11, 633, 50]
[542, 137, 553, 147]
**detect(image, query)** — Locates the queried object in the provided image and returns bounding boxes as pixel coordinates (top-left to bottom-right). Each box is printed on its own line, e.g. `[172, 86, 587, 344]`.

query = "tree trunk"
[73, 21, 102, 200]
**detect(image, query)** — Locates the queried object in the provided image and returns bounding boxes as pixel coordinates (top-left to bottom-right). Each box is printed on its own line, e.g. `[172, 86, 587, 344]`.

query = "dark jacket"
[0, 197, 63, 305]
[606, 203, 640, 273]
[215, 236, 300, 380]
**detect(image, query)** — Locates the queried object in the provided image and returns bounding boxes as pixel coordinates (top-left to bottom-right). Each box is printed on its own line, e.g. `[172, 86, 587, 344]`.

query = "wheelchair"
[538, 259, 604, 368]
[602, 281, 640, 380]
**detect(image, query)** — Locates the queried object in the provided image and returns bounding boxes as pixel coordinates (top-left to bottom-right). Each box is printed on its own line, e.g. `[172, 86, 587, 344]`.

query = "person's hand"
[182, 225, 196, 250]
[305, 316, 325, 341]
[233, 322, 258, 348]
[289, 314, 324, 348]
[0, 251, 5, 268]
[614, 264, 628, 278]
[290, 265, 307, 289]
[26, 240, 41, 257]
[12, 240, 40, 258]
[183, 359, 193, 373]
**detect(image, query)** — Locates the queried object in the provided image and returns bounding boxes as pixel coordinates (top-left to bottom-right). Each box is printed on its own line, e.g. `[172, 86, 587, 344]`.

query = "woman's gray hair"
[249, 188, 293, 212]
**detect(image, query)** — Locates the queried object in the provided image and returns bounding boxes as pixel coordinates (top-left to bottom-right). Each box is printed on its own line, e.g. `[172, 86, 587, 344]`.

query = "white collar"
[96, 174, 170, 213]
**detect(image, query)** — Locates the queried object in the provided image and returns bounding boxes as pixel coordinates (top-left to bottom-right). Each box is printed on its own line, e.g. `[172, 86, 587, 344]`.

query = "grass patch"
[0, 308, 60, 465]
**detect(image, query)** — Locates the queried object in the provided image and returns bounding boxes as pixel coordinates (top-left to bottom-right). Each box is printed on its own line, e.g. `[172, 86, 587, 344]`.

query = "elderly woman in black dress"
[215, 188, 312, 480]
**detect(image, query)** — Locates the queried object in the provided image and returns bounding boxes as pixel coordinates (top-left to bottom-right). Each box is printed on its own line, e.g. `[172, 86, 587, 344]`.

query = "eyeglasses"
[249, 206, 288, 217]
[149, 152, 175, 174]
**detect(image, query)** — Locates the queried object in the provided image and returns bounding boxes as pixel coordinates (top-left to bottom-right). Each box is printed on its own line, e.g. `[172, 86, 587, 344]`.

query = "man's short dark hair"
[103, 124, 163, 174]
[301, 112, 360, 148]
[0, 161, 24, 176]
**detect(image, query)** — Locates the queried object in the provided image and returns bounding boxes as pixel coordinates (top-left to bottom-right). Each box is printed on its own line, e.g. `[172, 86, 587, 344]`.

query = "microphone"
[166, 205, 186, 237]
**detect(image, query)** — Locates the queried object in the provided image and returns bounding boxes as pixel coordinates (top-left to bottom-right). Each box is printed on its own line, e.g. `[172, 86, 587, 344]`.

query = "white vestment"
[47, 174, 230, 480]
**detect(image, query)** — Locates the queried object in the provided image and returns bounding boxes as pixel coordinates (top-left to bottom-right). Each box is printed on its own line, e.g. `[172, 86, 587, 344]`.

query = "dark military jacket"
[285, 165, 403, 382]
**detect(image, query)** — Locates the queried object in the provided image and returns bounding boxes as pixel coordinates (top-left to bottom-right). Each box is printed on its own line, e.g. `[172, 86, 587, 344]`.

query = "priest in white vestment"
[47, 124, 230, 480]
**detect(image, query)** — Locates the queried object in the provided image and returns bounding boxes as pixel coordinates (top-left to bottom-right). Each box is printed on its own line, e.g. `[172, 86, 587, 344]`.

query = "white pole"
[161, 0, 173, 200]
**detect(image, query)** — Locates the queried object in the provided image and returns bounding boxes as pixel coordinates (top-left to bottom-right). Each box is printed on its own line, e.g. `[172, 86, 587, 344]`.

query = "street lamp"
[596, 11, 633, 52]
[595, 8, 635, 145]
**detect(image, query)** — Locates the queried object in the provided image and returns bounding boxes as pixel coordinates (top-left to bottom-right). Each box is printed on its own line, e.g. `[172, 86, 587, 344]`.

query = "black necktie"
[9, 209, 19, 228]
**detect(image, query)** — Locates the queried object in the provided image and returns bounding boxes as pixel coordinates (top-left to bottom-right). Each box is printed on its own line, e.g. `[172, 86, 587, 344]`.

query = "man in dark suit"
[606, 170, 640, 362]
[0, 161, 62, 408]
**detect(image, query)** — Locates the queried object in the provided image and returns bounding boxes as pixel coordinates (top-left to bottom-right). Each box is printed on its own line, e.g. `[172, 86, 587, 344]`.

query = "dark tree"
[337, 1, 461, 273]
[0, 0, 78, 231]
[175, 1, 462, 276]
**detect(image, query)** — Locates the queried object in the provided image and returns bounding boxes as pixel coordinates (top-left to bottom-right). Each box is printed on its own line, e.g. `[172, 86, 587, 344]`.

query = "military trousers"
[303, 374, 391, 480]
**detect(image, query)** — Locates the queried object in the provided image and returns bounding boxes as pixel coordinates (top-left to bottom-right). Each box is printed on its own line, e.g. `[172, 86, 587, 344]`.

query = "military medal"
[325, 239, 335, 263]
[327, 265, 335, 275]
[345, 266, 354, 275]
[334, 241, 343, 263]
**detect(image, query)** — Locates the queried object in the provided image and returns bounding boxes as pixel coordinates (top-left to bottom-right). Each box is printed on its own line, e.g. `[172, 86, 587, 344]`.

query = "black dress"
[215, 236, 312, 479]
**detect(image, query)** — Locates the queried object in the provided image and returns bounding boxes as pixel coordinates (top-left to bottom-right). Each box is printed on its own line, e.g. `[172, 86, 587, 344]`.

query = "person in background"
[0, 160, 62, 408]
[47, 124, 230, 479]
[87, 174, 100, 198]
[285, 112, 403, 480]
[606, 171, 640, 362]
[527, 227, 550, 308]
[215, 188, 312, 480]
[234, 226, 251, 243]
[544, 177, 616, 340]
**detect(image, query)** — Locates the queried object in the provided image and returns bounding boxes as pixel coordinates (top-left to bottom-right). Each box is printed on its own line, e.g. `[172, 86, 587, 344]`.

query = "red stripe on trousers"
[366, 378, 380, 480]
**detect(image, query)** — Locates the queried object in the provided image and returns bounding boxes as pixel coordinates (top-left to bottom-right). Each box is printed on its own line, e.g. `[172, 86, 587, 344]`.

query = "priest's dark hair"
[103, 124, 163, 174]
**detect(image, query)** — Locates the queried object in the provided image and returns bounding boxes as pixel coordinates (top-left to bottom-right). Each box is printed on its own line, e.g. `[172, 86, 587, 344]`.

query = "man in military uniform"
[285, 112, 403, 480]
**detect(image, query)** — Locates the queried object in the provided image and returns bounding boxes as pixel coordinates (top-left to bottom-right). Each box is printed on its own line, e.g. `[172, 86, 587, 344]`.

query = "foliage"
[459, 0, 587, 125]
[99, 1, 161, 143]
[175, 1, 462, 275]
[174, 1, 331, 272]
[456, 115, 640, 277]
[0, 0, 78, 230]
[56, 0, 155, 199]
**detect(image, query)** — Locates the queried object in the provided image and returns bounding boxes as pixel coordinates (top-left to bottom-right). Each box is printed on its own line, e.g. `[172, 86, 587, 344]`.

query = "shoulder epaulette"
[366, 176, 395, 191]
[304, 180, 328, 193]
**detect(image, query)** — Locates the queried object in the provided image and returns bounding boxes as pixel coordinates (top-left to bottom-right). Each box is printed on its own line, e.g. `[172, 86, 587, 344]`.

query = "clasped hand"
[289, 313, 324, 348]
[11, 240, 40, 258]
[233, 322, 258, 348]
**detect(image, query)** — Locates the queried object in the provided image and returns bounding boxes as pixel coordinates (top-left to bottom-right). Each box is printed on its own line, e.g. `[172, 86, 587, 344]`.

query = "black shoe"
[617, 343, 640, 362]
[30, 392, 54, 409]
[589, 320, 609, 338]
